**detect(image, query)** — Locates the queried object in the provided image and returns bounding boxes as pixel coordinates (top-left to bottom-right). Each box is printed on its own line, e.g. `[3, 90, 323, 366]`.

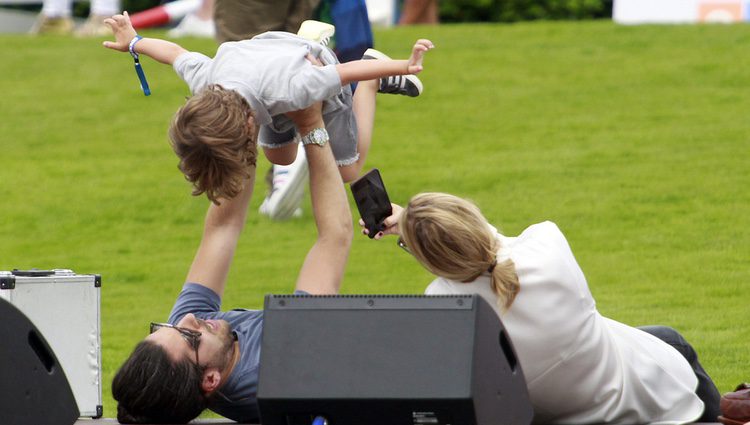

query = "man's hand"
[102, 12, 137, 52]
[407, 39, 435, 74]
[286, 102, 324, 135]
[359, 203, 404, 239]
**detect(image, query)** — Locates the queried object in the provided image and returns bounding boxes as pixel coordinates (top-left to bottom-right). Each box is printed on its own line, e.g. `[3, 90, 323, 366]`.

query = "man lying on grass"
[111, 103, 350, 424]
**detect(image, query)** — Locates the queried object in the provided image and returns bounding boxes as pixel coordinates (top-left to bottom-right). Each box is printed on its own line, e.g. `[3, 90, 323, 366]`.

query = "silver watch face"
[303, 128, 328, 146]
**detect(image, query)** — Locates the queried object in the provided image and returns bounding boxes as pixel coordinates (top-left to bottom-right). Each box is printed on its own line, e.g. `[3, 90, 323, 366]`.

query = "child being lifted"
[103, 13, 434, 204]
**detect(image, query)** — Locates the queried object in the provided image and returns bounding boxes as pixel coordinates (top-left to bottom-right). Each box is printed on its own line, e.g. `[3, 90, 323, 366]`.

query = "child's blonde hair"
[168, 84, 257, 204]
[400, 193, 520, 310]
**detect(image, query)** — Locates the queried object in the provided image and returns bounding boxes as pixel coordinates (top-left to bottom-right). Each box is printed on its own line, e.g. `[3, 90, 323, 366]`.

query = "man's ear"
[201, 368, 222, 393]
[246, 114, 256, 132]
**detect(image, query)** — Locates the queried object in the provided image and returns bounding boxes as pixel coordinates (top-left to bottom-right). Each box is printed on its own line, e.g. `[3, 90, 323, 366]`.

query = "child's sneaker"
[259, 143, 308, 220]
[29, 14, 74, 35]
[259, 199, 303, 218]
[297, 20, 335, 46]
[362, 48, 423, 97]
[377, 75, 423, 97]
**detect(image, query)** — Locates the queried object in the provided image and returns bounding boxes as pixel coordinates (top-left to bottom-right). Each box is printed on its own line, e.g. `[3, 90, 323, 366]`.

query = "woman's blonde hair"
[400, 193, 520, 309]
[168, 84, 257, 204]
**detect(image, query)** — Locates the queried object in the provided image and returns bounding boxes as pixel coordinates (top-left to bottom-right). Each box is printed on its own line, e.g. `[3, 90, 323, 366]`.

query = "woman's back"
[425, 221, 703, 424]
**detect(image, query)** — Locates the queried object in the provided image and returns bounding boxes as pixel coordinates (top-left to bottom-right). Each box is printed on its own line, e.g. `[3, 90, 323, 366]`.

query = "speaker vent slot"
[499, 330, 518, 372]
[28, 331, 55, 373]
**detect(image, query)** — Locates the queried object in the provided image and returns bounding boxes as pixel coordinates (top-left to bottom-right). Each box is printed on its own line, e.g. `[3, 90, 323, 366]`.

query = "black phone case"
[350, 169, 392, 238]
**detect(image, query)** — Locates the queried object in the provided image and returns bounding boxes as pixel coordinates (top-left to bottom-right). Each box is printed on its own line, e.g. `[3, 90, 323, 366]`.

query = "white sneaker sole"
[297, 20, 336, 45]
[261, 145, 309, 220]
[362, 48, 391, 61]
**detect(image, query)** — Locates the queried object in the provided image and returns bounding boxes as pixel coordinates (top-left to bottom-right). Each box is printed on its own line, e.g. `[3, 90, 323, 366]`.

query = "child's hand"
[407, 39, 435, 74]
[304, 53, 323, 67]
[102, 11, 138, 52]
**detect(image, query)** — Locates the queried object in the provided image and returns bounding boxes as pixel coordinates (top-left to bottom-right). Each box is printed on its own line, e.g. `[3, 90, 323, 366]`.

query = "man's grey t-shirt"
[168, 283, 264, 422]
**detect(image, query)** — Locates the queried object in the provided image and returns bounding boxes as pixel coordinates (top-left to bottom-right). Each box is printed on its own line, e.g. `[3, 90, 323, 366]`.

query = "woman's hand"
[359, 203, 404, 239]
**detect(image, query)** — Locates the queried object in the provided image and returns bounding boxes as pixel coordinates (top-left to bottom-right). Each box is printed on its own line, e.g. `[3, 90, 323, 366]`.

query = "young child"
[103, 12, 434, 204]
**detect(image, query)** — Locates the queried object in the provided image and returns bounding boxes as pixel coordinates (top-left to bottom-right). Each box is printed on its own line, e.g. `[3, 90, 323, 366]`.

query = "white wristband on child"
[128, 35, 143, 58]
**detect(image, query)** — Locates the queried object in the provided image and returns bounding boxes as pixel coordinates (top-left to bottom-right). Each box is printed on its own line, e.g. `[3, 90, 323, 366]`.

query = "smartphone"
[350, 169, 393, 239]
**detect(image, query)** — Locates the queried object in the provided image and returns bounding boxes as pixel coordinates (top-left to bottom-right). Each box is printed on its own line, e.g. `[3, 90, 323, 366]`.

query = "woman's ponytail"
[401, 193, 520, 310]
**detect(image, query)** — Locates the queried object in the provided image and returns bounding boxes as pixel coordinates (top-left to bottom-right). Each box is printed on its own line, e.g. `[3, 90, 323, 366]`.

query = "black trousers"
[638, 325, 721, 422]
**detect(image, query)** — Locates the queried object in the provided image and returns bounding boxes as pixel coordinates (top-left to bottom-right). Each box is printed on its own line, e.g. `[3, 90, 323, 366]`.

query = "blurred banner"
[614, 0, 750, 24]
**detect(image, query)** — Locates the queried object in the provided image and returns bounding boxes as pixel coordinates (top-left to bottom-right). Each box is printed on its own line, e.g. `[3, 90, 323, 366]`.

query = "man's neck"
[217, 340, 241, 390]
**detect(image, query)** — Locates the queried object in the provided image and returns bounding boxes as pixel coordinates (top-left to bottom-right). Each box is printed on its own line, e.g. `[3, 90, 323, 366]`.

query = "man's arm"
[184, 172, 255, 299]
[286, 107, 353, 295]
[335, 39, 434, 86]
[102, 11, 188, 65]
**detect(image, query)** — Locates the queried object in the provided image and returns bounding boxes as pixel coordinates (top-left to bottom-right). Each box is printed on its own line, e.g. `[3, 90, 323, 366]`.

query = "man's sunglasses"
[150, 322, 201, 365]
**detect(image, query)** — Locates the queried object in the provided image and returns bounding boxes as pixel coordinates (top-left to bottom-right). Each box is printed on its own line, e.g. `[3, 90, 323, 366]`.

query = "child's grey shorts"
[257, 84, 359, 167]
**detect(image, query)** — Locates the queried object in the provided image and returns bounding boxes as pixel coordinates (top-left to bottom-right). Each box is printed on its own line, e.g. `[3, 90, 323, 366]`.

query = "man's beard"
[214, 322, 235, 371]
[202, 320, 235, 372]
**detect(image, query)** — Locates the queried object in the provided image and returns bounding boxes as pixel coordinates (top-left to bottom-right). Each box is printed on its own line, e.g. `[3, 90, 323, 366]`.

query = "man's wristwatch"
[301, 128, 329, 147]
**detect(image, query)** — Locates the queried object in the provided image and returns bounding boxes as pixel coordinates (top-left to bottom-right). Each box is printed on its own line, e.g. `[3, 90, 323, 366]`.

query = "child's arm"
[335, 39, 434, 86]
[102, 11, 188, 65]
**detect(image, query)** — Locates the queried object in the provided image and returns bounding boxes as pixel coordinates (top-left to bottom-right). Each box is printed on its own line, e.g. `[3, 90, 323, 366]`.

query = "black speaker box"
[0, 298, 79, 425]
[258, 295, 533, 425]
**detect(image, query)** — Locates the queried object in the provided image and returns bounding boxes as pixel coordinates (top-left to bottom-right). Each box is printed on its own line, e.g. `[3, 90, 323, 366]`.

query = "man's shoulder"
[168, 283, 222, 323]
[181, 282, 222, 298]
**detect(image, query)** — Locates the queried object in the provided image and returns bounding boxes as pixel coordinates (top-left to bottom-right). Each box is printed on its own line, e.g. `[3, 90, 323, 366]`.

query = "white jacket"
[425, 221, 703, 424]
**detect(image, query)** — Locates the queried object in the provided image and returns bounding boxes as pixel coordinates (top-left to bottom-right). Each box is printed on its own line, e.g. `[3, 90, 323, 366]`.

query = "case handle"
[11, 269, 54, 277]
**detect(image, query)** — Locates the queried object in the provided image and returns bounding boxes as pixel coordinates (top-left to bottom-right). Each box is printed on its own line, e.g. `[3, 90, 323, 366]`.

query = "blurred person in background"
[213, 0, 320, 43]
[167, 0, 215, 38]
[399, 0, 438, 24]
[31, 0, 120, 35]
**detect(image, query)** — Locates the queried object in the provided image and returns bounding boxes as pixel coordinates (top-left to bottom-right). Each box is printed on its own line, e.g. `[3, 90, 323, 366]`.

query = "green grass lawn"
[1, 20, 748, 418]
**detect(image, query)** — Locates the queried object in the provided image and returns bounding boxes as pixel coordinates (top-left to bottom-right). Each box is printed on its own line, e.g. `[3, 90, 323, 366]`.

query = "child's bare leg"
[338, 78, 378, 182]
[263, 143, 299, 166]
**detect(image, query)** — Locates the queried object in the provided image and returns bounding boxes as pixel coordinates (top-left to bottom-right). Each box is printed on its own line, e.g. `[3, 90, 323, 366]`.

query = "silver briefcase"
[0, 269, 103, 418]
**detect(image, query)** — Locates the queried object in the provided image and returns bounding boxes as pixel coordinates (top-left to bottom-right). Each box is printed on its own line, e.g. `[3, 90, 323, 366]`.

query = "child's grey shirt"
[172, 31, 358, 164]
[173, 31, 347, 127]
